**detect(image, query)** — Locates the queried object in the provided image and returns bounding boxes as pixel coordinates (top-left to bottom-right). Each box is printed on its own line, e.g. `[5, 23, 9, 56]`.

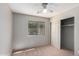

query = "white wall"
[50, 6, 79, 55]
[0, 4, 12, 55]
[12, 13, 50, 50]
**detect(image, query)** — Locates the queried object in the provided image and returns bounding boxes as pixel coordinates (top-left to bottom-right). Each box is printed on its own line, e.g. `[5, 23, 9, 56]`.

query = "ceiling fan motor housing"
[42, 3, 48, 9]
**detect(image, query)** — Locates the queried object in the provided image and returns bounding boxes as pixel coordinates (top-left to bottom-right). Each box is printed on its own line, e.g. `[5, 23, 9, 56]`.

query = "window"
[28, 21, 45, 35]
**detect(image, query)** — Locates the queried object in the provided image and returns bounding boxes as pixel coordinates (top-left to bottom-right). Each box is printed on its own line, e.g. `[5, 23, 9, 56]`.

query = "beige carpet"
[13, 45, 74, 56]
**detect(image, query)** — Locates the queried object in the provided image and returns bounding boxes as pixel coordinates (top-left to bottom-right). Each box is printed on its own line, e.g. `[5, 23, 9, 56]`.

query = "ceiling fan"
[37, 3, 53, 14]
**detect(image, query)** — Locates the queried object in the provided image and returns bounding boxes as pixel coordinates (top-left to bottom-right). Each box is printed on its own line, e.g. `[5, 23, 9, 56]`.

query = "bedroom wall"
[0, 4, 12, 55]
[12, 13, 50, 50]
[50, 6, 79, 55]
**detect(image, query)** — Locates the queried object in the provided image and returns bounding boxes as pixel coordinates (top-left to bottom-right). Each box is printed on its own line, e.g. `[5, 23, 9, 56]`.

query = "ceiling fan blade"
[50, 9, 53, 12]
[37, 9, 43, 14]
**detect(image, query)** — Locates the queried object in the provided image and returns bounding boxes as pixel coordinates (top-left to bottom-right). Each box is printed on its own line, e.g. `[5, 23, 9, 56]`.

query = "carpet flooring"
[13, 45, 74, 56]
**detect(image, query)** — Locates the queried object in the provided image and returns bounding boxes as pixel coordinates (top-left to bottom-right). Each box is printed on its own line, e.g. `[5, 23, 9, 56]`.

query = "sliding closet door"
[61, 17, 74, 50]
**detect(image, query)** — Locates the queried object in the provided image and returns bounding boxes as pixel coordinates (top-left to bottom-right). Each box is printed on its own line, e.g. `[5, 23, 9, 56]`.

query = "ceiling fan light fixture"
[42, 8, 47, 13]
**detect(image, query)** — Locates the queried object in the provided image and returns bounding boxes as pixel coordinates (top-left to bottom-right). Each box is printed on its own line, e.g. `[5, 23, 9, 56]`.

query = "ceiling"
[9, 3, 79, 18]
